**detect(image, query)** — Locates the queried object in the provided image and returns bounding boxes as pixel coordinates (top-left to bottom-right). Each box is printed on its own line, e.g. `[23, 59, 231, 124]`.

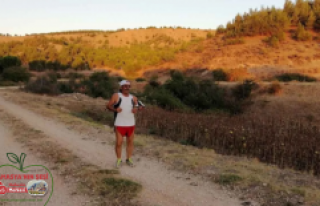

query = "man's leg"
[126, 132, 135, 160]
[115, 128, 123, 159]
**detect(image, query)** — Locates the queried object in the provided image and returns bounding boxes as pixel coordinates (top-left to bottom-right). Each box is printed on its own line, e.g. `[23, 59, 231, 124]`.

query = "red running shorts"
[115, 126, 135, 137]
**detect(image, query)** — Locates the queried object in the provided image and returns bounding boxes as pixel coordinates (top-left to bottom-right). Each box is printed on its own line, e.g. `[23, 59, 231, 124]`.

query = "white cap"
[119, 80, 131, 86]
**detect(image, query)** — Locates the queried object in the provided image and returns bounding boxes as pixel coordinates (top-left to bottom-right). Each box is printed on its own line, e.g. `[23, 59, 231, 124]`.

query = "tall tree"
[234, 14, 243, 34]
[284, 0, 295, 17]
[307, 10, 316, 29]
[291, 8, 301, 25]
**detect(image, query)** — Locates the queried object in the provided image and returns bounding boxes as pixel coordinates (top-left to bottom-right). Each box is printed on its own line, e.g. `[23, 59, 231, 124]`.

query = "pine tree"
[294, 22, 311, 40]
[291, 8, 301, 25]
[299, 0, 311, 26]
[313, 0, 320, 30]
[284, 0, 295, 17]
[307, 10, 316, 29]
[234, 14, 243, 34]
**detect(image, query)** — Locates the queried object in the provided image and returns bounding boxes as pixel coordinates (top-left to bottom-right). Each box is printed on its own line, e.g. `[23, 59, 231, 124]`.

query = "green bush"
[28, 60, 46, 72]
[232, 80, 258, 100]
[28, 60, 69, 71]
[145, 70, 226, 111]
[275, 73, 317, 82]
[135, 77, 146, 82]
[0, 56, 21, 71]
[212, 69, 228, 81]
[58, 82, 74, 93]
[2, 67, 30, 82]
[144, 87, 186, 111]
[143, 70, 254, 114]
[81, 72, 117, 99]
[46, 61, 69, 71]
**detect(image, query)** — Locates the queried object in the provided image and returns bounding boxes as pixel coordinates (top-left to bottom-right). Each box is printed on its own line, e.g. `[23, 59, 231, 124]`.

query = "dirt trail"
[0, 117, 86, 206]
[0, 95, 249, 206]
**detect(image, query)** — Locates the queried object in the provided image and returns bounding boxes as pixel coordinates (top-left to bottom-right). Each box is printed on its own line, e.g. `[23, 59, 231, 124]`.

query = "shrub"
[223, 38, 245, 45]
[81, 72, 117, 99]
[135, 77, 146, 82]
[144, 87, 186, 111]
[293, 23, 312, 41]
[216, 25, 226, 34]
[2, 67, 30, 82]
[264, 36, 280, 48]
[206, 32, 214, 39]
[29, 60, 46, 72]
[232, 80, 258, 100]
[0, 56, 21, 70]
[46, 61, 69, 71]
[25, 73, 59, 94]
[215, 174, 243, 185]
[155, 70, 226, 111]
[212, 69, 228, 81]
[275, 73, 317, 82]
[58, 82, 74, 93]
[268, 81, 282, 94]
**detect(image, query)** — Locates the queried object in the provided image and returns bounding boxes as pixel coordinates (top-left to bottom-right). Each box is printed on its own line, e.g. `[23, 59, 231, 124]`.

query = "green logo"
[0, 153, 54, 206]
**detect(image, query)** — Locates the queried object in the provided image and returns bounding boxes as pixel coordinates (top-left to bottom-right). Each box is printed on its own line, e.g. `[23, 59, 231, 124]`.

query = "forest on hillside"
[219, 0, 320, 41]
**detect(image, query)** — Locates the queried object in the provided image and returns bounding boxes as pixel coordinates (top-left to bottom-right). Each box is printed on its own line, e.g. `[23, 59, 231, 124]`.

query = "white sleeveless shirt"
[114, 93, 135, 126]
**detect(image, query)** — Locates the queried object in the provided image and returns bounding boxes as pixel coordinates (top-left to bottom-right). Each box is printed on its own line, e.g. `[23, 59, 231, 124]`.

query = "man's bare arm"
[132, 96, 138, 106]
[106, 93, 118, 112]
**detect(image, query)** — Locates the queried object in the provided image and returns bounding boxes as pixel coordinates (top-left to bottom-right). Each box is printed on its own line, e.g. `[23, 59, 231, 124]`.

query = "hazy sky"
[1, 0, 285, 35]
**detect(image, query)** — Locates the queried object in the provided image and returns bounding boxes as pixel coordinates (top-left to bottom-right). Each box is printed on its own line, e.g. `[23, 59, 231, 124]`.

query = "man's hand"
[116, 107, 122, 113]
[132, 108, 138, 114]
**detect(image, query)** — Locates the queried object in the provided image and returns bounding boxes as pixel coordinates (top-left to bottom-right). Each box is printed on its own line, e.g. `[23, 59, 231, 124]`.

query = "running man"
[106, 80, 143, 168]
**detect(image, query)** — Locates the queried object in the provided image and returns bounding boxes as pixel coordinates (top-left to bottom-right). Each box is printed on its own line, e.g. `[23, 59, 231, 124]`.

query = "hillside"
[2, 28, 320, 80]
[143, 32, 320, 81]
[0, 28, 210, 77]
